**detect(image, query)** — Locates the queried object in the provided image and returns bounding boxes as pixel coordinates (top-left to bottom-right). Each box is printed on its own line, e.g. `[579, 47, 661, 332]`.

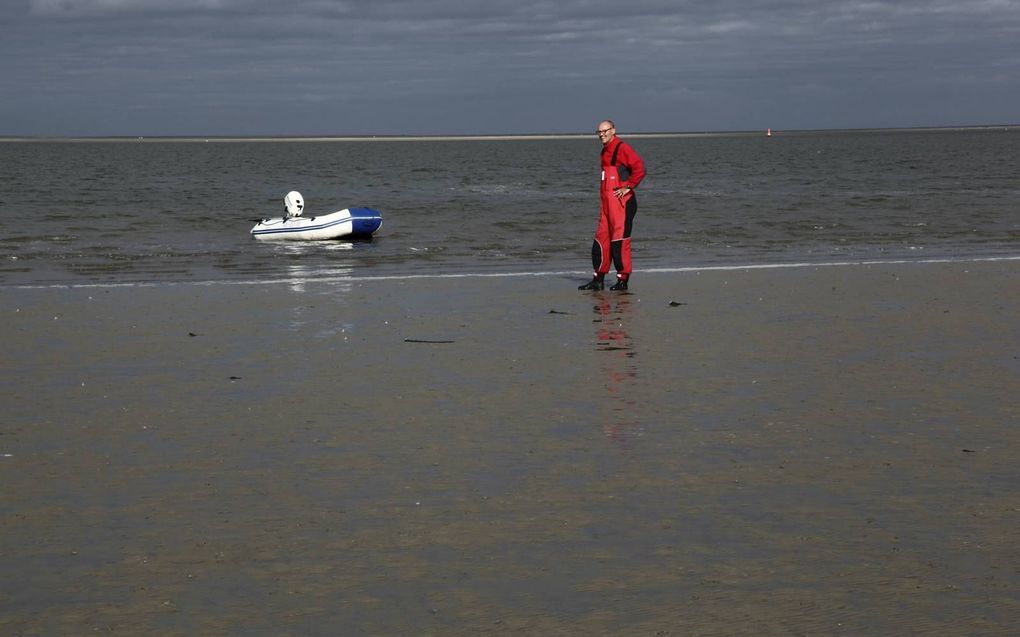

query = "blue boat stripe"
[253, 218, 354, 235]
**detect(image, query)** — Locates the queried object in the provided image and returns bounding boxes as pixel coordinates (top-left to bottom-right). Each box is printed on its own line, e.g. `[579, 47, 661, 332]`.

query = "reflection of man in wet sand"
[593, 297, 640, 445]
[579, 120, 647, 292]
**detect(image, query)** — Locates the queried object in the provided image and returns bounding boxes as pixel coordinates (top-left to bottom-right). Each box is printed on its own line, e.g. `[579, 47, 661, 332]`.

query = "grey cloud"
[3, 0, 1018, 135]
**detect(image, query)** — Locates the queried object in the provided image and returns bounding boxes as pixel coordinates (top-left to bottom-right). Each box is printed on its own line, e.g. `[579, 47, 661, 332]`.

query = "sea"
[1, 128, 1018, 288]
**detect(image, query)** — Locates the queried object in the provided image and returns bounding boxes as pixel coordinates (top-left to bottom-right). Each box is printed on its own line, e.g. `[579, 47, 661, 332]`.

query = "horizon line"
[1, 123, 1017, 143]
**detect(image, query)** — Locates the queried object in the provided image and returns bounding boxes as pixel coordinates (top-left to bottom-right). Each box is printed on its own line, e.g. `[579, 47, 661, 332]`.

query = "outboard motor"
[284, 191, 304, 218]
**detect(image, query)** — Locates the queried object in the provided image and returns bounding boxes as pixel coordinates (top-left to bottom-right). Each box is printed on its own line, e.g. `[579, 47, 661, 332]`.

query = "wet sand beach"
[1, 260, 1017, 636]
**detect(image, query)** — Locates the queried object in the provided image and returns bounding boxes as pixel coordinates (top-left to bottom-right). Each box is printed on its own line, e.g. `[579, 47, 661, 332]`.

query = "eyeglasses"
[596, 127, 614, 135]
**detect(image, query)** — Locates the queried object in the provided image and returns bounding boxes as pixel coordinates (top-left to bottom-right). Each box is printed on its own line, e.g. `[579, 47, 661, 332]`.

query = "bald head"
[596, 120, 616, 145]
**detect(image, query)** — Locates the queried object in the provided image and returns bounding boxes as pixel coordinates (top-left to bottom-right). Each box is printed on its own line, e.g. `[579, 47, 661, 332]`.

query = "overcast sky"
[2, 0, 1018, 136]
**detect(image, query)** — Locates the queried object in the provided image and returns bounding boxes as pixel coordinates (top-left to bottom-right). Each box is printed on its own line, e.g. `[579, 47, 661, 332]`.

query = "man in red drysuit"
[579, 119, 647, 291]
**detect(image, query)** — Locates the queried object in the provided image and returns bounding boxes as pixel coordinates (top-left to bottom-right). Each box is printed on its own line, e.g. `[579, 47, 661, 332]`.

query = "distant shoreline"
[1, 124, 1016, 143]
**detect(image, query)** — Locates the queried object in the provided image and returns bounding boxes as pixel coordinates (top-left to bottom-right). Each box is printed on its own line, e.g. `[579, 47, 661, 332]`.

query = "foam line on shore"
[8, 254, 1020, 290]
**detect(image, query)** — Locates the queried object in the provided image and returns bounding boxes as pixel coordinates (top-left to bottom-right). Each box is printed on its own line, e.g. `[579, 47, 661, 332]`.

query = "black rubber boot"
[610, 278, 629, 291]
[578, 276, 605, 291]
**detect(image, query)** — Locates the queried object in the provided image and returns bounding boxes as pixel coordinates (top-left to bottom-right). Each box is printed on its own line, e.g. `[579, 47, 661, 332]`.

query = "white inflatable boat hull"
[251, 207, 383, 241]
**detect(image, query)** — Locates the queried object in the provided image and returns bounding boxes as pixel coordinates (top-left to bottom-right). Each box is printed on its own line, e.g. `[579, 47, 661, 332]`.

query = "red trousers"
[591, 166, 636, 279]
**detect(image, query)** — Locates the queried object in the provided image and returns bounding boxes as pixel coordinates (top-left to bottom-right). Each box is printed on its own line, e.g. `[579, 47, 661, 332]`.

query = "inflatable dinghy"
[251, 191, 382, 241]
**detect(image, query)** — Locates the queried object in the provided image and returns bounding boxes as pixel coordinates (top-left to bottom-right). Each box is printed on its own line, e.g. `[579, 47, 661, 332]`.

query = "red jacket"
[601, 137, 646, 190]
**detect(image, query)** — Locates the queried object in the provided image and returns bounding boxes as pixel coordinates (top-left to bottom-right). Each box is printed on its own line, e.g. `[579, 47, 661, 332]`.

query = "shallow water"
[1, 129, 1018, 286]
